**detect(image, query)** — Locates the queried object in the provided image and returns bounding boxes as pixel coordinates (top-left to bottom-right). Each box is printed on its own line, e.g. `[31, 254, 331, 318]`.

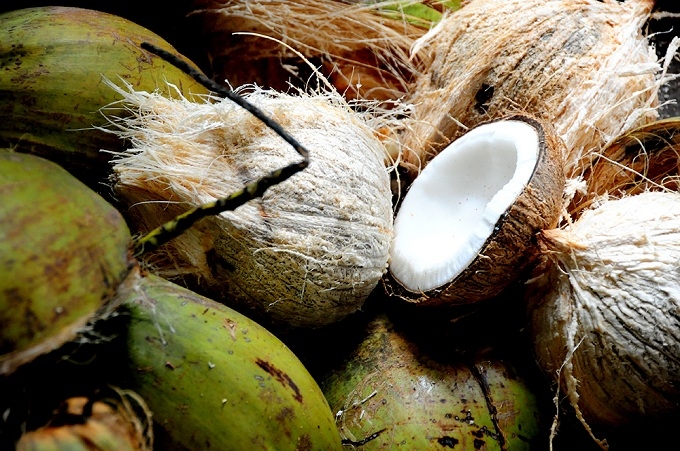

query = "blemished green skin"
[321, 315, 542, 450]
[0, 150, 133, 375]
[0, 6, 208, 188]
[120, 273, 343, 451]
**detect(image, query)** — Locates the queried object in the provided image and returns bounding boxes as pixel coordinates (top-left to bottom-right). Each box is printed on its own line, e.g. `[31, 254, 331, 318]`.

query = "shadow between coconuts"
[384, 115, 566, 308]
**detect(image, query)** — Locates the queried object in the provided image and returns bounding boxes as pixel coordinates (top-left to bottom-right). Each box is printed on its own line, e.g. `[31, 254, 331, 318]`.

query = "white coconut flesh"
[389, 120, 539, 292]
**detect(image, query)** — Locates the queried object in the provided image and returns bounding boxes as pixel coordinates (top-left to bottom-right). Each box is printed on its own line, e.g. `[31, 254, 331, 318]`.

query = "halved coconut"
[388, 116, 564, 306]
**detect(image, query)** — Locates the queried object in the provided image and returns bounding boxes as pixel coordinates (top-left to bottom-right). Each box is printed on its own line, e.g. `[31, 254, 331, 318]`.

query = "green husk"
[118, 273, 343, 450]
[0, 6, 208, 190]
[321, 314, 543, 449]
[0, 150, 134, 375]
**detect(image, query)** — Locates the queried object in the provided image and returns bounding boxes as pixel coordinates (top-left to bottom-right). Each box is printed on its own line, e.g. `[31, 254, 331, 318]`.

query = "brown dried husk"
[527, 191, 680, 445]
[387, 116, 566, 306]
[107, 84, 394, 328]
[188, 0, 430, 103]
[16, 390, 153, 451]
[570, 117, 680, 217]
[400, 0, 660, 182]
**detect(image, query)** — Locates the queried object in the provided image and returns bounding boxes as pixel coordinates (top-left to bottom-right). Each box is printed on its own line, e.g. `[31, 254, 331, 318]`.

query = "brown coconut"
[106, 84, 394, 328]
[527, 191, 680, 445]
[187, 0, 433, 103]
[400, 0, 661, 183]
[387, 116, 565, 306]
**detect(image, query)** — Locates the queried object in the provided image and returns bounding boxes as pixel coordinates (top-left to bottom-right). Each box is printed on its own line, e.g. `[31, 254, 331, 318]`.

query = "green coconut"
[0, 6, 208, 190]
[321, 314, 543, 449]
[0, 150, 134, 375]
[116, 272, 343, 450]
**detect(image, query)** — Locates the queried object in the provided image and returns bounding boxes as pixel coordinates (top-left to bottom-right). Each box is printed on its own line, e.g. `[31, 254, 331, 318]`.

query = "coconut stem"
[132, 42, 311, 255]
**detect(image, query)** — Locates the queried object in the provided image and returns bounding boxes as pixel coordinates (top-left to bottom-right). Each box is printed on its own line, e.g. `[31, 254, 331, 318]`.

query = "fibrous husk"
[570, 117, 680, 216]
[107, 84, 394, 328]
[400, 0, 661, 183]
[527, 191, 680, 445]
[386, 116, 565, 307]
[16, 390, 153, 451]
[187, 0, 442, 103]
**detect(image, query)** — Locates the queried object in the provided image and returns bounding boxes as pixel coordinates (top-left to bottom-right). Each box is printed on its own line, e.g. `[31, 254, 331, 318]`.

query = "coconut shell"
[528, 191, 680, 434]
[387, 116, 565, 307]
[320, 314, 544, 449]
[0, 6, 208, 191]
[108, 87, 394, 328]
[117, 272, 342, 450]
[400, 0, 659, 180]
[0, 151, 134, 376]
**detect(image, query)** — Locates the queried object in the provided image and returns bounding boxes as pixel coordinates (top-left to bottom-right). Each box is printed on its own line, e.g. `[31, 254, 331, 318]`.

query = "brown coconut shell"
[387, 116, 566, 307]
[527, 191, 680, 443]
[399, 0, 659, 181]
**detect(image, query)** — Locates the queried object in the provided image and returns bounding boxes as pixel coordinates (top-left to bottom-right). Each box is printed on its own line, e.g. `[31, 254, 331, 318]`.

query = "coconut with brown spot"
[399, 0, 660, 183]
[107, 85, 394, 328]
[387, 116, 564, 306]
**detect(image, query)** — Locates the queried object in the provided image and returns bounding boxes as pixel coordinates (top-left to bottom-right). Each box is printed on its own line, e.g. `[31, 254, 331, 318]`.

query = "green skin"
[119, 273, 343, 451]
[0, 150, 133, 375]
[0, 6, 208, 189]
[321, 315, 543, 450]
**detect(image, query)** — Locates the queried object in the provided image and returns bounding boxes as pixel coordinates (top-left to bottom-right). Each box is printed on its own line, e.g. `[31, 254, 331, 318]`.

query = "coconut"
[399, 0, 660, 182]
[107, 85, 394, 328]
[0, 6, 208, 191]
[320, 314, 544, 449]
[527, 191, 680, 444]
[117, 273, 343, 450]
[387, 116, 565, 306]
[187, 0, 441, 103]
[0, 150, 135, 376]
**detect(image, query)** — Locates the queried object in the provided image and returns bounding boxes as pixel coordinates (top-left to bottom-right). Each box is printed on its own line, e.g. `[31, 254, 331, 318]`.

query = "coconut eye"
[388, 117, 565, 306]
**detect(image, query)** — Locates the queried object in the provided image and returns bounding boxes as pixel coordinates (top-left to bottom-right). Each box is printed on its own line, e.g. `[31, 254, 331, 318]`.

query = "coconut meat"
[390, 120, 539, 292]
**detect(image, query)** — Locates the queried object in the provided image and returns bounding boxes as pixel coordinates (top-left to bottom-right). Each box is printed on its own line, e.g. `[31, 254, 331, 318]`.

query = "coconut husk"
[527, 191, 680, 447]
[570, 117, 680, 216]
[16, 389, 153, 451]
[400, 0, 661, 184]
[106, 83, 395, 328]
[188, 0, 449, 103]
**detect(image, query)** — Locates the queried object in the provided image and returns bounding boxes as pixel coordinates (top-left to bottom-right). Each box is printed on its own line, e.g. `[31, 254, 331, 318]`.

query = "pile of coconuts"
[2, 1, 680, 450]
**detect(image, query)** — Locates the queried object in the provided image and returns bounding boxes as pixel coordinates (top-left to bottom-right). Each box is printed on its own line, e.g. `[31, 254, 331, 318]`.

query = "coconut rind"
[387, 116, 565, 306]
[528, 191, 680, 430]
